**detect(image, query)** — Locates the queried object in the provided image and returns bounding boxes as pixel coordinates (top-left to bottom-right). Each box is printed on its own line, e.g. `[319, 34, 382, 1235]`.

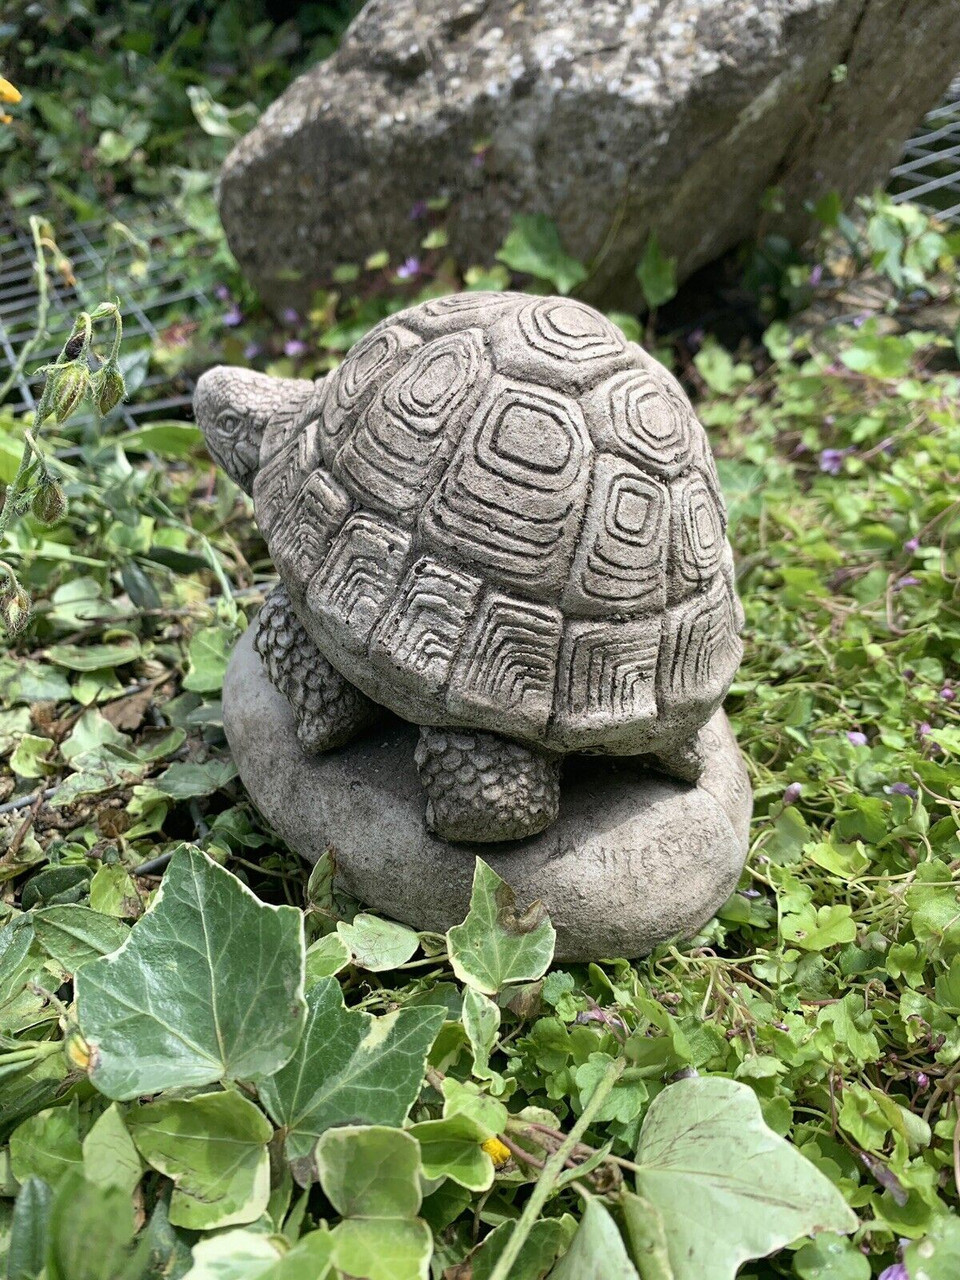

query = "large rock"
[223, 624, 752, 962]
[219, 0, 960, 313]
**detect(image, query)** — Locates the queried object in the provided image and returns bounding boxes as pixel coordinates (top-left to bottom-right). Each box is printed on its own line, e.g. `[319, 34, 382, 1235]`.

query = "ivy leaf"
[315, 1125, 432, 1280]
[336, 914, 419, 971]
[305, 933, 351, 984]
[408, 1114, 495, 1191]
[128, 1091, 272, 1229]
[632, 1078, 857, 1280]
[152, 757, 239, 800]
[33, 905, 128, 972]
[576, 1052, 648, 1124]
[550, 1197, 640, 1279]
[467, 1216, 577, 1280]
[793, 1232, 870, 1279]
[45, 1171, 138, 1280]
[259, 978, 445, 1183]
[447, 859, 555, 995]
[82, 1103, 141, 1195]
[461, 985, 505, 1090]
[905, 1213, 960, 1278]
[44, 638, 141, 672]
[6, 1177, 53, 1280]
[635, 234, 678, 310]
[76, 846, 306, 1099]
[184, 1228, 335, 1279]
[440, 1077, 508, 1137]
[9, 1101, 83, 1188]
[495, 214, 587, 295]
[781, 903, 857, 951]
[183, 624, 237, 693]
[621, 1191, 675, 1280]
[118, 421, 203, 458]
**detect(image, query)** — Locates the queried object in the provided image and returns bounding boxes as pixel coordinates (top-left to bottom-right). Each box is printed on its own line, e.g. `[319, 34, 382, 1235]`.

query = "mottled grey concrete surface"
[224, 624, 752, 960]
[219, 0, 960, 313]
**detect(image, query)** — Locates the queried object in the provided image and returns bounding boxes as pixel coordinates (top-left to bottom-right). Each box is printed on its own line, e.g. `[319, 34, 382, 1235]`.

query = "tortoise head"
[194, 366, 312, 494]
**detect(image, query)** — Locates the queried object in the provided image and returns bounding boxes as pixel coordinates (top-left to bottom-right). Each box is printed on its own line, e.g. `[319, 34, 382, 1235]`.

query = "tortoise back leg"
[255, 584, 376, 753]
[414, 727, 560, 843]
[650, 732, 705, 784]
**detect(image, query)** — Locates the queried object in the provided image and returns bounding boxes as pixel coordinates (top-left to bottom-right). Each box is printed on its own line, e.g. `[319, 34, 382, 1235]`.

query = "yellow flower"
[0, 77, 21, 105]
[64, 1025, 96, 1073]
[481, 1137, 512, 1168]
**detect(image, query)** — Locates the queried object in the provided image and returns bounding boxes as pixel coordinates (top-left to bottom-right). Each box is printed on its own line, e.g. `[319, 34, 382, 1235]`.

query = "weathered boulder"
[219, 0, 960, 313]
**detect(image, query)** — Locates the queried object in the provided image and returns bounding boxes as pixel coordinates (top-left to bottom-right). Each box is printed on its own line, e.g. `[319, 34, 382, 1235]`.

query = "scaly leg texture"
[651, 732, 705, 784]
[415, 726, 560, 843]
[255, 584, 375, 752]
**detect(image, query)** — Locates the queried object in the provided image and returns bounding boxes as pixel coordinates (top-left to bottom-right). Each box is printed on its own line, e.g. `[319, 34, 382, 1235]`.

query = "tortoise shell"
[252, 292, 743, 754]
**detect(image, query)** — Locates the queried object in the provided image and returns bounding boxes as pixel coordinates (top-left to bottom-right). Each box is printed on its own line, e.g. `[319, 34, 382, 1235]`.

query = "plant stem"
[487, 1055, 626, 1280]
[0, 217, 50, 405]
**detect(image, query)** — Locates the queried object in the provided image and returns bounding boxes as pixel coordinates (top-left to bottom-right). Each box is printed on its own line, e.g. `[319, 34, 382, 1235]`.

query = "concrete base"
[223, 624, 752, 961]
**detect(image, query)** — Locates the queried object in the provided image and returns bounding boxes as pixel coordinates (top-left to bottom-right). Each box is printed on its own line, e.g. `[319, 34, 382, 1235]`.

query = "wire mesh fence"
[0, 208, 213, 428]
[888, 74, 960, 218]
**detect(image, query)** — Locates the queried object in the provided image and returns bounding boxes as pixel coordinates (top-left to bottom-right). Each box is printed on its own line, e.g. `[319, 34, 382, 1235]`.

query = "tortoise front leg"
[414, 727, 560, 843]
[255, 584, 375, 752]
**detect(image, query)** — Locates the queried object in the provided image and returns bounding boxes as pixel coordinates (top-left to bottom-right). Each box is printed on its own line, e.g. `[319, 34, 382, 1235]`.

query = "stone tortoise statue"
[195, 292, 744, 844]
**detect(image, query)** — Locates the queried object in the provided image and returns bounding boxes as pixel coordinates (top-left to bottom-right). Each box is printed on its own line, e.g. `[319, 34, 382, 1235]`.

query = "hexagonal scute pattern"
[319, 321, 422, 465]
[334, 329, 488, 523]
[420, 374, 592, 601]
[253, 292, 742, 750]
[562, 454, 669, 617]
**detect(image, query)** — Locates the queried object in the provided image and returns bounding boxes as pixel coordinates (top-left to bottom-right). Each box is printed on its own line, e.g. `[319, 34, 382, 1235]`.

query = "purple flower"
[886, 782, 917, 799]
[941, 686, 955, 702]
[222, 304, 243, 328]
[688, 327, 705, 351]
[852, 312, 868, 328]
[878, 1266, 908, 1280]
[847, 730, 868, 747]
[916, 1071, 930, 1089]
[243, 341, 263, 360]
[214, 284, 232, 302]
[783, 782, 803, 805]
[281, 307, 301, 327]
[810, 264, 823, 286]
[396, 256, 421, 280]
[739, 888, 761, 898]
[895, 575, 921, 590]
[409, 200, 428, 221]
[918, 722, 932, 738]
[819, 448, 846, 475]
[904, 536, 920, 554]
[283, 338, 307, 358]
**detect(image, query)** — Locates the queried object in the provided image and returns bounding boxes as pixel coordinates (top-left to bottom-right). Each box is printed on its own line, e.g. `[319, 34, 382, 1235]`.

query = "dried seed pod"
[31, 479, 67, 525]
[52, 363, 89, 422]
[94, 361, 126, 415]
[0, 585, 32, 636]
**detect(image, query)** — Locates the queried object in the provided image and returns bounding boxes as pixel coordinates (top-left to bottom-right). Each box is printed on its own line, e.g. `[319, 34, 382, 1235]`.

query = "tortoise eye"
[216, 410, 241, 437]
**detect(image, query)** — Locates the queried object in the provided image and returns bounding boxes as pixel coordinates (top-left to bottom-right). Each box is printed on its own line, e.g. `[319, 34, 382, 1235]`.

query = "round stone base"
[223, 624, 752, 962]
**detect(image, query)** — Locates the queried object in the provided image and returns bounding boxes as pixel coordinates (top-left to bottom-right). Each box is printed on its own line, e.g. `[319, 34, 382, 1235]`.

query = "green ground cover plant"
[0, 4, 959, 1277]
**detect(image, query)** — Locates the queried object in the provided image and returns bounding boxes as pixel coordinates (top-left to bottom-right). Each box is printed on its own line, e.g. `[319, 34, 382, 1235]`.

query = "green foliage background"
[0, 3, 958, 1278]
